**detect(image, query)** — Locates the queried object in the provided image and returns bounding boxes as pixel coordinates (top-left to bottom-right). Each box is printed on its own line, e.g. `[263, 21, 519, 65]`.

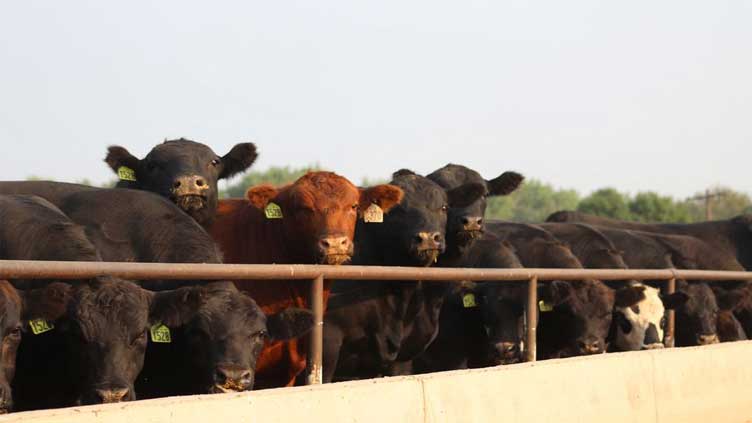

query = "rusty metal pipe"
[525, 276, 538, 362]
[307, 274, 324, 385]
[0, 260, 750, 283]
[665, 277, 676, 348]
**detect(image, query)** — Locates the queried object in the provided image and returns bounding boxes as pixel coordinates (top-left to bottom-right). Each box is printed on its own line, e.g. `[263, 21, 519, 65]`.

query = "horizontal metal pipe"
[0, 260, 750, 282]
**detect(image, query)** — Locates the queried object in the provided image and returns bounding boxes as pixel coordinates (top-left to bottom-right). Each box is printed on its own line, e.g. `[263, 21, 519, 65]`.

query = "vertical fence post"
[525, 276, 538, 362]
[307, 274, 324, 385]
[665, 277, 676, 348]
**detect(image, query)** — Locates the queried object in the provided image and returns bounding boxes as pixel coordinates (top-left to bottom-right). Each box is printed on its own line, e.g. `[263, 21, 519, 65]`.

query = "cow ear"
[219, 143, 258, 180]
[660, 292, 689, 310]
[105, 146, 141, 174]
[359, 184, 404, 214]
[149, 287, 206, 327]
[540, 281, 573, 306]
[266, 308, 314, 341]
[716, 289, 746, 311]
[446, 182, 486, 209]
[487, 171, 524, 196]
[614, 285, 646, 308]
[246, 185, 279, 210]
[21, 282, 72, 322]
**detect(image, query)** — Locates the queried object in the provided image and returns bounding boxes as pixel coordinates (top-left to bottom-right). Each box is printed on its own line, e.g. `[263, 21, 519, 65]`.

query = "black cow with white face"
[105, 138, 258, 226]
[323, 170, 485, 382]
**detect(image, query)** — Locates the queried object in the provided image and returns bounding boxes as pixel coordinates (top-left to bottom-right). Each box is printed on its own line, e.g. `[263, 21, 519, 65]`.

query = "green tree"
[486, 179, 580, 222]
[222, 164, 322, 198]
[577, 188, 632, 220]
[682, 187, 752, 221]
[628, 192, 691, 223]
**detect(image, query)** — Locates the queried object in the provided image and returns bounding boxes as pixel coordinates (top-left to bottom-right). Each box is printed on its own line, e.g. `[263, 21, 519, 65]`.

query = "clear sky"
[1, 1, 749, 198]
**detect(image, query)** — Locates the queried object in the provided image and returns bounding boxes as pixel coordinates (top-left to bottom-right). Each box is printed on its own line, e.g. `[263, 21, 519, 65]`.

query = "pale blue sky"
[1, 1, 750, 198]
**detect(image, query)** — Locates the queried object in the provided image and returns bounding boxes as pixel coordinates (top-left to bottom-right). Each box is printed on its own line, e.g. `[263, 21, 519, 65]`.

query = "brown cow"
[209, 171, 403, 388]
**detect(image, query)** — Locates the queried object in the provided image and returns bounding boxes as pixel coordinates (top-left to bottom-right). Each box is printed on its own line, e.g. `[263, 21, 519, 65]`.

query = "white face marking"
[614, 284, 665, 351]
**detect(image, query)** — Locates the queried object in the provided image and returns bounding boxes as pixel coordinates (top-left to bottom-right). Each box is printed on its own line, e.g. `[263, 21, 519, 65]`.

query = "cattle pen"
[0, 260, 750, 382]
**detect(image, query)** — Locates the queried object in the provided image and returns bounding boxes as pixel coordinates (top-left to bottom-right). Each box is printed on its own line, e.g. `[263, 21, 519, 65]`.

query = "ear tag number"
[538, 300, 554, 312]
[117, 166, 137, 182]
[462, 293, 477, 308]
[29, 319, 54, 335]
[264, 202, 284, 219]
[150, 323, 172, 343]
[363, 204, 384, 223]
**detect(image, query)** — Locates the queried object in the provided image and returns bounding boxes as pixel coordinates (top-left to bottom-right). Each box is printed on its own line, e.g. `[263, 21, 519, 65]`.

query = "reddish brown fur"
[209, 171, 403, 388]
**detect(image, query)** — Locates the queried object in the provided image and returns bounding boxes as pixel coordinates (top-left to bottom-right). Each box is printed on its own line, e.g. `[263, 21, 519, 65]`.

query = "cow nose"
[173, 175, 209, 193]
[0, 385, 11, 413]
[319, 236, 351, 251]
[495, 342, 519, 357]
[214, 365, 253, 390]
[578, 340, 603, 355]
[696, 334, 720, 345]
[95, 387, 130, 403]
[414, 232, 443, 249]
[461, 216, 483, 230]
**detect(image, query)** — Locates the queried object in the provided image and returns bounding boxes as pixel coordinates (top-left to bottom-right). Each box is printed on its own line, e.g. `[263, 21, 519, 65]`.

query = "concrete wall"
[4, 341, 752, 423]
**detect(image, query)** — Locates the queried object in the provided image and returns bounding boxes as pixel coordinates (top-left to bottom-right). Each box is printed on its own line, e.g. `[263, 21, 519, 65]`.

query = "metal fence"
[0, 260, 749, 385]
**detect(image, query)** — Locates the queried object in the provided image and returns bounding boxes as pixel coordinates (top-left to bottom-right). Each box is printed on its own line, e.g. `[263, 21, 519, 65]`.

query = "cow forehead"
[428, 164, 485, 190]
[392, 176, 447, 208]
[195, 292, 266, 336]
[74, 284, 151, 338]
[618, 285, 664, 322]
[683, 283, 717, 310]
[282, 172, 359, 209]
[147, 139, 217, 161]
[570, 282, 614, 315]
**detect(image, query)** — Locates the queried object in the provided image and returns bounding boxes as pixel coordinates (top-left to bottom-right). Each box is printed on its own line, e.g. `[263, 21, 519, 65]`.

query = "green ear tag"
[29, 319, 54, 335]
[264, 202, 283, 219]
[117, 166, 137, 182]
[462, 293, 477, 308]
[150, 323, 172, 343]
[363, 203, 384, 223]
[538, 300, 554, 312]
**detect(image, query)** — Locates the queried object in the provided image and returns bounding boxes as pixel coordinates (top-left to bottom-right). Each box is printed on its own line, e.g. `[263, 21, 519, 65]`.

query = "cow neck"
[438, 235, 480, 267]
[211, 200, 292, 264]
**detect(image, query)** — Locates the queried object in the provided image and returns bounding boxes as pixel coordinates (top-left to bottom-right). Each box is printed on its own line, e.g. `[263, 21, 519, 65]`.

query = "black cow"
[484, 221, 645, 359]
[137, 281, 312, 398]
[322, 170, 485, 382]
[594, 227, 743, 346]
[105, 138, 258, 226]
[547, 211, 752, 271]
[426, 164, 523, 261]
[413, 237, 526, 373]
[0, 281, 23, 413]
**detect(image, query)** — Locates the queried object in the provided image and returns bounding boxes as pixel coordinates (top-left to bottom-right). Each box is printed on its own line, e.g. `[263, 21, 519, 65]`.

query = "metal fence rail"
[1, 260, 750, 384]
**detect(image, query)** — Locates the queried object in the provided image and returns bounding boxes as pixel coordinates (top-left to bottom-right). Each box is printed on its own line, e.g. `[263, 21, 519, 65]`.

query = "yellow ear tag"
[363, 203, 384, 223]
[264, 202, 283, 219]
[117, 166, 137, 182]
[29, 319, 54, 335]
[462, 293, 477, 308]
[539, 300, 554, 312]
[150, 323, 172, 343]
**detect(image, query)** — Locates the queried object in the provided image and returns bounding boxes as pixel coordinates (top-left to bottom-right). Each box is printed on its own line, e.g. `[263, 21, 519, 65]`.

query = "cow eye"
[440, 205, 448, 212]
[8, 327, 21, 339]
[210, 158, 221, 167]
[132, 331, 147, 346]
[252, 330, 268, 340]
[351, 203, 359, 211]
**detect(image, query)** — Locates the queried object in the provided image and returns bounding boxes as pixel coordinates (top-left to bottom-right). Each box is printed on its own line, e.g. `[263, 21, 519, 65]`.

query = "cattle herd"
[0, 138, 749, 413]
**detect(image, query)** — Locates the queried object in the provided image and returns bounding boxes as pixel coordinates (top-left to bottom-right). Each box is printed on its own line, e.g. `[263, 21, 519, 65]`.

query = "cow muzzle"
[642, 342, 665, 350]
[412, 232, 444, 265]
[171, 176, 210, 211]
[577, 339, 605, 355]
[211, 365, 254, 393]
[317, 235, 354, 265]
[493, 342, 521, 365]
[94, 386, 131, 404]
[696, 334, 720, 345]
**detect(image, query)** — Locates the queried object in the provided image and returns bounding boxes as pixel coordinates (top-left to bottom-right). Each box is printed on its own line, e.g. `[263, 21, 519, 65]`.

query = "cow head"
[105, 139, 258, 226]
[360, 170, 485, 266]
[539, 280, 645, 358]
[41, 281, 207, 405]
[672, 281, 742, 346]
[245, 172, 403, 265]
[474, 281, 527, 365]
[611, 284, 687, 351]
[427, 164, 523, 248]
[172, 282, 313, 394]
